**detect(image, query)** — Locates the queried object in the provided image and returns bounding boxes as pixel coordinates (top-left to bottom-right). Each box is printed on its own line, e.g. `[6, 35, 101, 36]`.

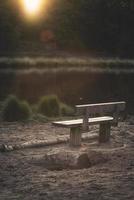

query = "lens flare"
[22, 0, 43, 17]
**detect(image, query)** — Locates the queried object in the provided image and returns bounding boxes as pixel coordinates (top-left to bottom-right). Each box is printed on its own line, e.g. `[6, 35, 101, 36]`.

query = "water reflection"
[0, 69, 133, 113]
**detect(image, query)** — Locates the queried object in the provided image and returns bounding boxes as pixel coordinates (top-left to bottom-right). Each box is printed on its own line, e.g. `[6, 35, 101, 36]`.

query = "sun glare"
[22, 0, 43, 17]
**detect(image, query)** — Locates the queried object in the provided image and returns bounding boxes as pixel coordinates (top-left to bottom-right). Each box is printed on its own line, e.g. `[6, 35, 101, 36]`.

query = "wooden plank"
[76, 101, 126, 115]
[52, 116, 113, 128]
[76, 101, 126, 108]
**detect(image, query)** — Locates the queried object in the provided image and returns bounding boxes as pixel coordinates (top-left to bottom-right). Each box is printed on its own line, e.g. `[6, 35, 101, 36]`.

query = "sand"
[0, 119, 134, 200]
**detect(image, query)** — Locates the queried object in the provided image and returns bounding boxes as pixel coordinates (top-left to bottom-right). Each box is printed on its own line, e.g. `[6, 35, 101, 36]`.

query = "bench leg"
[70, 127, 81, 147]
[99, 122, 111, 143]
[82, 115, 89, 132]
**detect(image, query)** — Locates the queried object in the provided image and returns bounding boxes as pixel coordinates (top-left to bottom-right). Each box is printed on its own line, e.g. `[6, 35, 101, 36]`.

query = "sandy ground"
[0, 120, 134, 200]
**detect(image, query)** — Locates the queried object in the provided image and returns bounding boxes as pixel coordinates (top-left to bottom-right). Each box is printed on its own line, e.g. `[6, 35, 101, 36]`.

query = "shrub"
[38, 95, 60, 117]
[32, 113, 49, 122]
[2, 95, 32, 122]
[19, 101, 32, 120]
[60, 103, 75, 116]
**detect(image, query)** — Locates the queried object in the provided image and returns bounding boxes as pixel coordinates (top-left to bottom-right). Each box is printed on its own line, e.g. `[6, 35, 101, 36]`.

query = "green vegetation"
[38, 95, 61, 117]
[0, 94, 74, 122]
[1, 95, 32, 122]
[37, 95, 75, 118]
[60, 103, 75, 116]
[32, 113, 50, 123]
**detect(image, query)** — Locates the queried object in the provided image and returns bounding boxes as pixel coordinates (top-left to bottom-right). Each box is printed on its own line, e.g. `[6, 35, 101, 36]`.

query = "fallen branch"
[0, 134, 98, 152]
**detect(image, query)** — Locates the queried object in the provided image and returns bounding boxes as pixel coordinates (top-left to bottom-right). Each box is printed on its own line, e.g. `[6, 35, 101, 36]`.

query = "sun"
[22, 0, 43, 17]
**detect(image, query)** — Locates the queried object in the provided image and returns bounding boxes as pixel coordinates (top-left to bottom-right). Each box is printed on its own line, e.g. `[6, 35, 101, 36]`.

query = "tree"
[0, 1, 20, 54]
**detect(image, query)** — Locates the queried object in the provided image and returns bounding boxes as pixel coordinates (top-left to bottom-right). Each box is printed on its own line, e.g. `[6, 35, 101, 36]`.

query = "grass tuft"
[1, 95, 32, 122]
[38, 95, 60, 117]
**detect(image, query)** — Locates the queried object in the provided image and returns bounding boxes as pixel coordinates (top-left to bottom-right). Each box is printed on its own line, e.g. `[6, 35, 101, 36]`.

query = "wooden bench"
[52, 101, 126, 146]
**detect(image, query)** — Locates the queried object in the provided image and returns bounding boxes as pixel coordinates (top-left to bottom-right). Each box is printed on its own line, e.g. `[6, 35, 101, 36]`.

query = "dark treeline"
[0, 0, 134, 57]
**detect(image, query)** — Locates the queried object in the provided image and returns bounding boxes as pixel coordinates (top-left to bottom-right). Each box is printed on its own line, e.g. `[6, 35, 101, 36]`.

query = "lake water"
[0, 67, 133, 113]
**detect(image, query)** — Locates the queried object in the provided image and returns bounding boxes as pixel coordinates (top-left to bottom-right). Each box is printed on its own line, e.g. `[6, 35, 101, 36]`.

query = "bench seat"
[53, 116, 113, 128]
[52, 101, 126, 146]
[53, 116, 114, 146]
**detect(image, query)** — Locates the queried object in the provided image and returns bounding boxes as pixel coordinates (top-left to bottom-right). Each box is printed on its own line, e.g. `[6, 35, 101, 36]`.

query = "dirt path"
[0, 121, 134, 200]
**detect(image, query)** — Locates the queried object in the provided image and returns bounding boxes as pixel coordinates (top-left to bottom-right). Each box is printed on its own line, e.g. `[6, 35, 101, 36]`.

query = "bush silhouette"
[38, 95, 60, 117]
[2, 95, 31, 121]
[60, 103, 75, 116]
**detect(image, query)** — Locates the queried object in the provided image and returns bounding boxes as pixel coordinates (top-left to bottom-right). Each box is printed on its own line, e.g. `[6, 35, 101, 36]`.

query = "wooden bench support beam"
[82, 113, 89, 132]
[70, 127, 81, 146]
[99, 122, 111, 143]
